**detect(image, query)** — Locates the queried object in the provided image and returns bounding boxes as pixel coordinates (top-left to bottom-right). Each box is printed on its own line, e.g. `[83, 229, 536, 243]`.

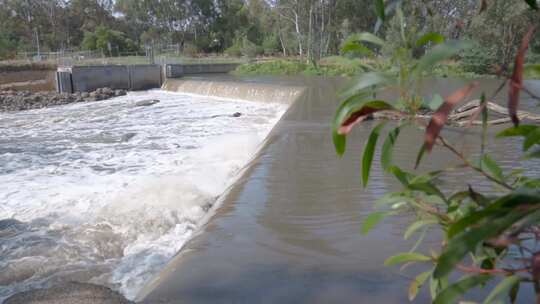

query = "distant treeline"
[0, 0, 539, 66]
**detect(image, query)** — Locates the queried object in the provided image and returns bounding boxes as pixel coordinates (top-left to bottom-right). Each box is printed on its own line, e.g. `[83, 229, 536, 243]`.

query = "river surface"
[1, 78, 540, 303]
[0, 90, 287, 301]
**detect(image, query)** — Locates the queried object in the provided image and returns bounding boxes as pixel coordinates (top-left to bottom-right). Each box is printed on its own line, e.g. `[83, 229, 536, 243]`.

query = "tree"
[81, 25, 138, 56]
[334, 0, 540, 302]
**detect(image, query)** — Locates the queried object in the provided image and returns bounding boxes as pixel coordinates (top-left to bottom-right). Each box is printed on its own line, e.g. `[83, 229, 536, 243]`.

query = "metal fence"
[14, 46, 248, 67]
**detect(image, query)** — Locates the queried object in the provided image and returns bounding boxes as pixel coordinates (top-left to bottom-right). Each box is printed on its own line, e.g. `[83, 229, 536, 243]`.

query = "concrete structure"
[56, 63, 239, 93]
[136, 77, 435, 303]
[128, 65, 162, 91]
[165, 63, 239, 78]
[71, 65, 130, 92]
[56, 64, 162, 93]
[55, 68, 73, 93]
[161, 79, 304, 104]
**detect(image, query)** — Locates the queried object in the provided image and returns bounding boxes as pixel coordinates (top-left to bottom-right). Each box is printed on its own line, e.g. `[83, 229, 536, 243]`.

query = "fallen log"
[371, 99, 540, 127]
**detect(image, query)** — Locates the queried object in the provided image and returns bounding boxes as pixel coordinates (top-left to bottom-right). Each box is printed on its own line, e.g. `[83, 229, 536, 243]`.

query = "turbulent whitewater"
[0, 90, 287, 301]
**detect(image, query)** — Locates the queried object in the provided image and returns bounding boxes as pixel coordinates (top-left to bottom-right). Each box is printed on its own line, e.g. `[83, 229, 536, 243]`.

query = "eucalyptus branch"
[437, 136, 514, 191]
[457, 263, 531, 276]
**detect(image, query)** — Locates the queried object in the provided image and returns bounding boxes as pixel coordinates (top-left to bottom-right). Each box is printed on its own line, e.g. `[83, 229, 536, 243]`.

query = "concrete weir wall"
[162, 79, 305, 104]
[56, 64, 162, 93]
[56, 63, 240, 93]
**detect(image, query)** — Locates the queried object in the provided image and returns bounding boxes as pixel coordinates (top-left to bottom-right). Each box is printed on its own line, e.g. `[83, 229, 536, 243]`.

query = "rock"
[120, 132, 137, 142]
[4, 282, 132, 304]
[134, 99, 159, 107]
[114, 89, 127, 96]
[0, 218, 23, 230]
[232, 112, 242, 117]
[0, 87, 127, 112]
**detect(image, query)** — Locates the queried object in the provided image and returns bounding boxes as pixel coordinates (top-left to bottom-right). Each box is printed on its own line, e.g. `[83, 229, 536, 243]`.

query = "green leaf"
[381, 126, 401, 171]
[390, 166, 414, 186]
[435, 204, 532, 278]
[424, 94, 444, 111]
[332, 93, 389, 156]
[524, 0, 539, 10]
[415, 32, 445, 47]
[481, 154, 504, 182]
[404, 219, 438, 240]
[447, 191, 540, 238]
[373, 0, 404, 32]
[408, 182, 447, 203]
[429, 276, 438, 300]
[526, 148, 540, 159]
[433, 275, 492, 304]
[415, 41, 471, 73]
[384, 252, 431, 266]
[496, 125, 538, 138]
[339, 72, 392, 99]
[414, 144, 427, 169]
[361, 211, 388, 235]
[333, 131, 347, 156]
[483, 276, 521, 304]
[409, 271, 432, 301]
[523, 128, 540, 151]
[345, 32, 386, 47]
[468, 185, 489, 206]
[510, 280, 520, 303]
[362, 122, 387, 187]
[374, 0, 385, 21]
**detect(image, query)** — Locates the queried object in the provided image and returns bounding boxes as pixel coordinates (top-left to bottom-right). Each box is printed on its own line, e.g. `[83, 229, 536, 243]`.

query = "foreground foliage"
[334, 1, 540, 302]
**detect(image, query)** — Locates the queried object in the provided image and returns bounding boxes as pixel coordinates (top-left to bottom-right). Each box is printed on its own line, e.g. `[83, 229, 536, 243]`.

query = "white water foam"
[0, 90, 287, 301]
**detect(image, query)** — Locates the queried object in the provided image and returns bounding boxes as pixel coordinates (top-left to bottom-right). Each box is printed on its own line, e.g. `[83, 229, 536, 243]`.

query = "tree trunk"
[294, 11, 303, 57]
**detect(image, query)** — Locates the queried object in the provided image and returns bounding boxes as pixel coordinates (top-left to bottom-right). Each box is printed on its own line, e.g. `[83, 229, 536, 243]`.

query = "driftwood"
[373, 99, 540, 127]
[452, 99, 540, 126]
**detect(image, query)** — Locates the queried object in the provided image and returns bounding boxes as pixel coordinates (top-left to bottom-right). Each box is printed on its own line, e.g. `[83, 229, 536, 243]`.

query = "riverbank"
[232, 57, 540, 79]
[0, 88, 127, 112]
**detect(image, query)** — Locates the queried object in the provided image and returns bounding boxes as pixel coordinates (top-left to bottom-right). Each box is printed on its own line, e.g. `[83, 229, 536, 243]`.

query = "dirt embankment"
[0, 62, 58, 92]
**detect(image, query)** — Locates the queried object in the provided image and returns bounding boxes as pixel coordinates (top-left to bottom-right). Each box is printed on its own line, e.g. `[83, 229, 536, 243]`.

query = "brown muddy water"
[138, 77, 540, 303]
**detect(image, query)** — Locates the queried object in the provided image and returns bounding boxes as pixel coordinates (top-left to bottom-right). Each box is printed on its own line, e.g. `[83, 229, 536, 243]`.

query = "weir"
[161, 78, 305, 104]
[137, 77, 540, 303]
[135, 77, 432, 303]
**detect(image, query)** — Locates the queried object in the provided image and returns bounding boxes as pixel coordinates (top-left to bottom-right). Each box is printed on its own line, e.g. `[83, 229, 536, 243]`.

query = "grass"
[233, 56, 383, 77]
[525, 64, 540, 79]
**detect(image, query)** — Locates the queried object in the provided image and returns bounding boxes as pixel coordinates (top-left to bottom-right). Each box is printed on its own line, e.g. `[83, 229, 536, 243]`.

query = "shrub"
[460, 43, 498, 75]
[0, 33, 18, 60]
[241, 37, 263, 58]
[262, 34, 281, 56]
[224, 39, 242, 57]
[233, 60, 307, 75]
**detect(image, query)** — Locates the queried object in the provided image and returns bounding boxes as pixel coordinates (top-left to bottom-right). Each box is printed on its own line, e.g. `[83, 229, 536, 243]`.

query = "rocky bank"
[0, 88, 127, 112]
